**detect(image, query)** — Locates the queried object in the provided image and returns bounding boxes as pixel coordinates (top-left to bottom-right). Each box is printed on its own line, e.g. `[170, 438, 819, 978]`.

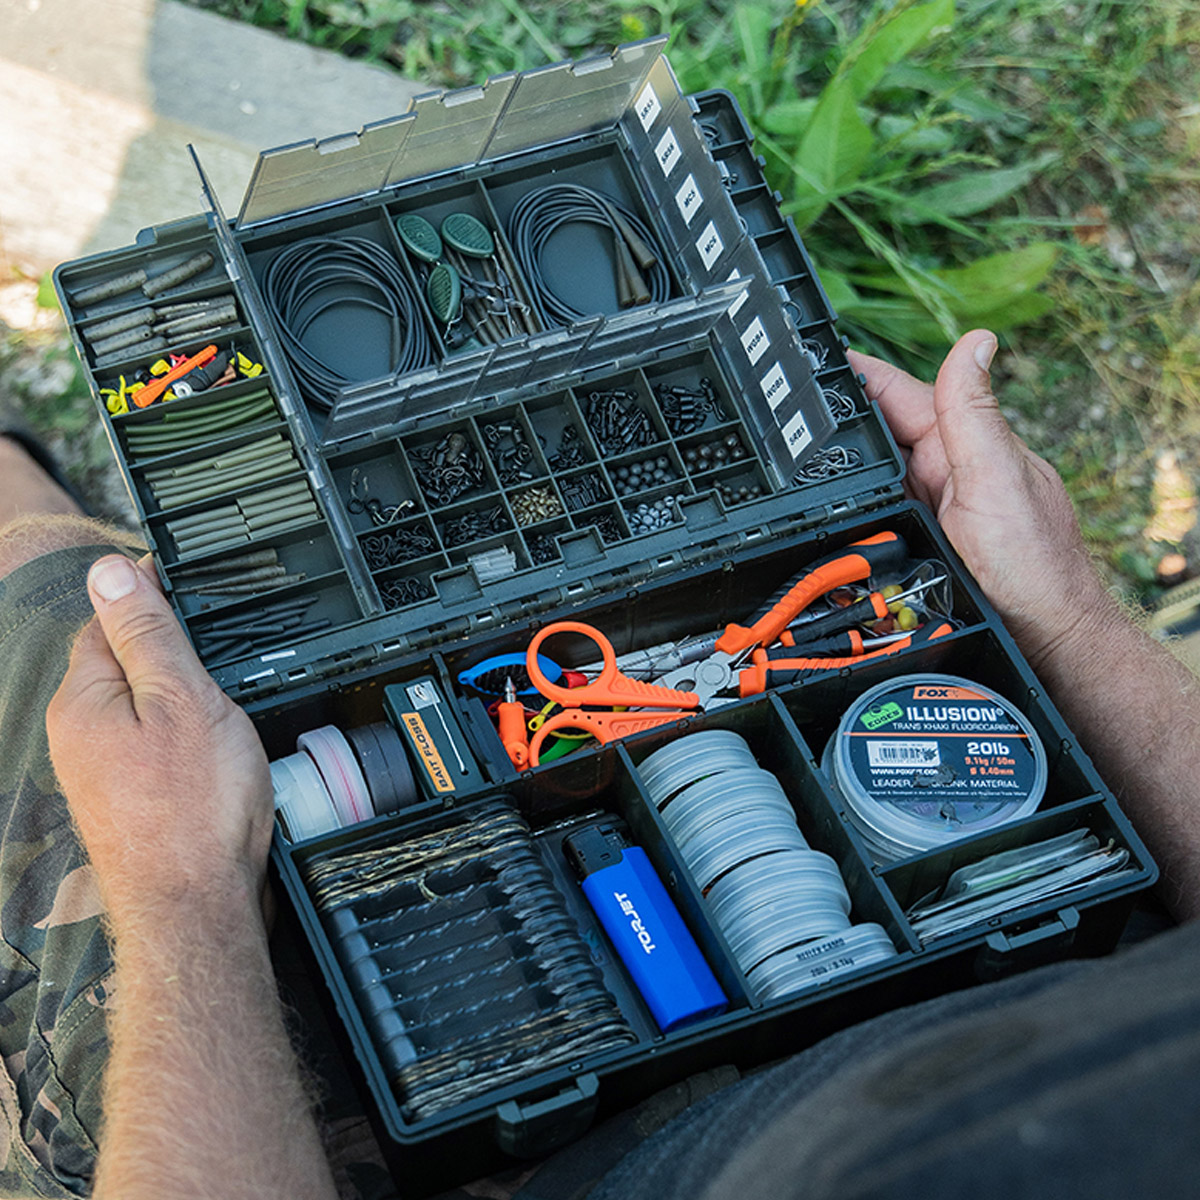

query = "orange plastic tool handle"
[525, 621, 699, 710]
[737, 621, 954, 697]
[498, 699, 529, 770]
[716, 532, 906, 656]
[133, 344, 218, 408]
[528, 709, 687, 766]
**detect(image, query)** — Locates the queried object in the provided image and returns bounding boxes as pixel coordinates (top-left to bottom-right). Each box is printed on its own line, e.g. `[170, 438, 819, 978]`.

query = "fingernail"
[974, 333, 998, 372]
[90, 557, 138, 602]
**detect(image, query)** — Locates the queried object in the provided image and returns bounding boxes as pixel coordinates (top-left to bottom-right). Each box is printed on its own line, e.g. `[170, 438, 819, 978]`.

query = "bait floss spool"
[823, 674, 1048, 864]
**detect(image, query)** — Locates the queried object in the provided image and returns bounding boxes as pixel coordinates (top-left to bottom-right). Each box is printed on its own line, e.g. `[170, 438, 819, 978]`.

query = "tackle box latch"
[493, 1072, 600, 1158]
[976, 906, 1081, 980]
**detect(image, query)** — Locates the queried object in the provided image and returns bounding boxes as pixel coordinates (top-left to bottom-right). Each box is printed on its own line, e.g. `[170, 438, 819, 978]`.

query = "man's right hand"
[847, 330, 1119, 670]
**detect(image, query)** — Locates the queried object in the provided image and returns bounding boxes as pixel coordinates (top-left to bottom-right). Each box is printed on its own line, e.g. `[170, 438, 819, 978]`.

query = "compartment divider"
[613, 744, 759, 1011]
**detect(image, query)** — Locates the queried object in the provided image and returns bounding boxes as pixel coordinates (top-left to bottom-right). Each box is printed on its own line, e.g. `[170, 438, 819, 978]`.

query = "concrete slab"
[0, 0, 428, 275]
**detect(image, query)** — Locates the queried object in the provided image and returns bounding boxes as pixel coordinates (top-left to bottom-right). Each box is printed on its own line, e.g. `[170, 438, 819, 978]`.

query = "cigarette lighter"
[564, 820, 727, 1032]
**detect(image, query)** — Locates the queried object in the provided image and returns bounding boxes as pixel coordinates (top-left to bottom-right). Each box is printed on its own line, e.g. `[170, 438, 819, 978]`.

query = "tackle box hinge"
[312, 645, 380, 681]
[233, 669, 284, 698]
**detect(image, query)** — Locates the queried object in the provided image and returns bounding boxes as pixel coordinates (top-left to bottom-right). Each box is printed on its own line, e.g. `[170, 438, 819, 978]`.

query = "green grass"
[103, 3, 1200, 594]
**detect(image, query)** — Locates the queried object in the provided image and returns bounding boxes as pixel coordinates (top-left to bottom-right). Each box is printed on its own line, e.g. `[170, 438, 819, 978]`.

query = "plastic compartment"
[777, 273, 831, 330]
[373, 557, 443, 612]
[360, 515, 441, 573]
[508, 482, 565, 528]
[712, 143, 765, 192]
[522, 518, 572, 566]
[693, 461, 770, 510]
[623, 699, 915, 958]
[878, 795, 1153, 947]
[729, 185, 786, 238]
[113, 377, 282, 465]
[476, 408, 548, 487]
[605, 445, 687, 500]
[780, 627, 1099, 843]
[483, 142, 679, 326]
[185, 571, 361, 667]
[434, 495, 514, 551]
[557, 467, 612, 514]
[165, 523, 345, 617]
[646, 348, 737, 438]
[524, 393, 598, 469]
[94, 330, 262, 384]
[575, 372, 667, 462]
[676, 423, 756, 477]
[386, 179, 542, 343]
[328, 441, 424, 533]
[59, 234, 225, 326]
[242, 208, 444, 400]
[402, 422, 497, 509]
[570, 504, 627, 546]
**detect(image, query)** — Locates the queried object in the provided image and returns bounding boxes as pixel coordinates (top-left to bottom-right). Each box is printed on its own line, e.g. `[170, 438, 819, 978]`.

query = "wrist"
[104, 861, 266, 947]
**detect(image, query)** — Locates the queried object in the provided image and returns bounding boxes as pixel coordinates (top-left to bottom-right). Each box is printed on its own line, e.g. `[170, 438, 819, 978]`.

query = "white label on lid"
[655, 128, 681, 177]
[636, 83, 662, 131]
[760, 361, 791, 410]
[726, 269, 749, 318]
[260, 650, 296, 662]
[782, 410, 813, 456]
[675, 174, 702, 225]
[696, 221, 723, 269]
[741, 316, 769, 365]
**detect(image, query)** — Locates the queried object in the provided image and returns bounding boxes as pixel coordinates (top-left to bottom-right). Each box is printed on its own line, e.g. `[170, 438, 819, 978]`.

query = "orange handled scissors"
[525, 621, 700, 766]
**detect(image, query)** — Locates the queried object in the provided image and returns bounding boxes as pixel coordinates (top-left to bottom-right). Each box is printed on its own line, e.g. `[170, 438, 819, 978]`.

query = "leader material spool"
[298, 725, 373, 827]
[823, 674, 1048, 864]
[725, 896, 852, 975]
[747, 924, 898, 1001]
[665, 770, 799, 850]
[682, 810, 808, 892]
[638, 731, 757, 809]
[707, 850, 850, 928]
[271, 752, 340, 841]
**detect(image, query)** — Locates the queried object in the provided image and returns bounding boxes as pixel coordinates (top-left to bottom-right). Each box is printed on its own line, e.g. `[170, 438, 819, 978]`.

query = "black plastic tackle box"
[54, 37, 1158, 1196]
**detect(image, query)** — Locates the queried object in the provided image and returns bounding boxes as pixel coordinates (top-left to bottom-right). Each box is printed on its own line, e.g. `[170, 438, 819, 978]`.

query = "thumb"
[933, 329, 1015, 474]
[85, 554, 205, 701]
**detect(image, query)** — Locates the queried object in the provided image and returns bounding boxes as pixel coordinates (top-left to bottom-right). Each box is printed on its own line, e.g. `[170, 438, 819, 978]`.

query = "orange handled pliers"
[525, 621, 699, 766]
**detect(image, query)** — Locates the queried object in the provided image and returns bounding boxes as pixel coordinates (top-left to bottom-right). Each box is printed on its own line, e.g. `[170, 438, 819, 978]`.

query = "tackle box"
[55, 39, 1158, 1196]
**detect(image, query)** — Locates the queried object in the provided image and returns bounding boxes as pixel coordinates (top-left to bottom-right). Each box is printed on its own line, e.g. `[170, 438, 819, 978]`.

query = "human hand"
[46, 555, 274, 934]
[847, 330, 1117, 668]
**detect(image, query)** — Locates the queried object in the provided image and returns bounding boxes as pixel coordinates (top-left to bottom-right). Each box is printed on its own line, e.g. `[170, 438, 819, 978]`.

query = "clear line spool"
[823, 674, 1048, 864]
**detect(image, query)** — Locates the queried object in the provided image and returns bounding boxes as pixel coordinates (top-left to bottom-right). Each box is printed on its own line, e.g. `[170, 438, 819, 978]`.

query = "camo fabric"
[0, 543, 127, 1198]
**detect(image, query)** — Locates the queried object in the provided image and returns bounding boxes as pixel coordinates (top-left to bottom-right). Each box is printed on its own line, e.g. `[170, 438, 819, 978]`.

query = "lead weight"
[90, 325, 156, 358]
[154, 304, 239, 337]
[82, 306, 157, 343]
[152, 294, 237, 319]
[141, 252, 214, 298]
[72, 267, 149, 307]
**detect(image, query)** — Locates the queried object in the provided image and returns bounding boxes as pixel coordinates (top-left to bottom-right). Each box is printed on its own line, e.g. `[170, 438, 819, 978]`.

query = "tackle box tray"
[54, 39, 1157, 1196]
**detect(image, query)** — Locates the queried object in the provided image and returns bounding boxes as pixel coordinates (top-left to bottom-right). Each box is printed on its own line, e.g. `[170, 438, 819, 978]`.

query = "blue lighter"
[564, 821, 727, 1032]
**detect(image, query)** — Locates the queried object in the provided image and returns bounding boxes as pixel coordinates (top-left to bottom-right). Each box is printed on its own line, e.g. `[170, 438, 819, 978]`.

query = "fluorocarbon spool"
[270, 751, 340, 841]
[664, 769, 798, 850]
[681, 809, 809, 892]
[298, 725, 373, 828]
[707, 850, 850, 928]
[823, 674, 1048, 864]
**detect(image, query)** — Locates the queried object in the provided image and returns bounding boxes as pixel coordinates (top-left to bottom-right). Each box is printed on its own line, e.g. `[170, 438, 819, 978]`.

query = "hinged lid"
[236, 38, 669, 228]
[322, 279, 749, 445]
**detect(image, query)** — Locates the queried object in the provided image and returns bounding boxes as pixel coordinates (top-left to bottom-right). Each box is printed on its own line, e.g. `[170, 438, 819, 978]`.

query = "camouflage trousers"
[0, 543, 120, 1197]
[0, 541, 402, 1200]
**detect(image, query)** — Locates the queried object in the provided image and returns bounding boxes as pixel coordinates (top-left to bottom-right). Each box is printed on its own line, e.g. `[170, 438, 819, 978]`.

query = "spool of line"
[637, 730, 757, 808]
[345, 722, 419, 816]
[298, 725, 373, 826]
[270, 751, 340, 841]
[823, 674, 1048, 863]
